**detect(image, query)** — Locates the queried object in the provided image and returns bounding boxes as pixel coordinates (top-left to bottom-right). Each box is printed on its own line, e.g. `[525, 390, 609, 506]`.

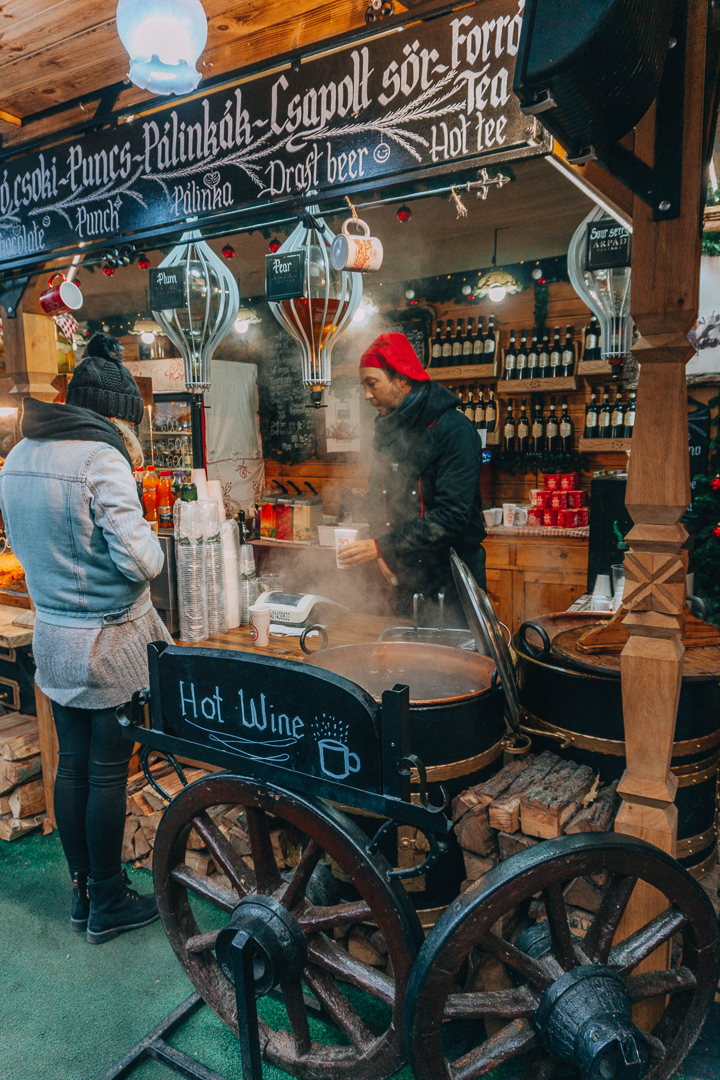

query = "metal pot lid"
[451, 550, 521, 734]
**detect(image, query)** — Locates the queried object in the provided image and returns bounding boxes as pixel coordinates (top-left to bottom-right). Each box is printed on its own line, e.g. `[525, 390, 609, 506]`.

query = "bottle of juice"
[158, 470, 173, 527]
[142, 465, 159, 522]
[134, 466, 144, 506]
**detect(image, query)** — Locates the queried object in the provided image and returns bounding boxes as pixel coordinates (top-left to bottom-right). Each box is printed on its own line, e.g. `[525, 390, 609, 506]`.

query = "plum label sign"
[0, 0, 543, 270]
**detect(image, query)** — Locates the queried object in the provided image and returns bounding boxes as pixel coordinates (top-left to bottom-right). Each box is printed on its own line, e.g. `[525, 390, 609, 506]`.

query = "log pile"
[453, 752, 621, 936]
[0, 712, 48, 841]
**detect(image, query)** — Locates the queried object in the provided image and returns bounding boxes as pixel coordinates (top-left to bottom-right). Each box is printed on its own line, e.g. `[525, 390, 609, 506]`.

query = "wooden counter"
[484, 533, 588, 635]
[178, 613, 407, 657]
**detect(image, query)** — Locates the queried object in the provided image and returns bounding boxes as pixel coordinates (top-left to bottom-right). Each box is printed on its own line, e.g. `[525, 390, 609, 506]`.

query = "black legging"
[52, 702, 133, 881]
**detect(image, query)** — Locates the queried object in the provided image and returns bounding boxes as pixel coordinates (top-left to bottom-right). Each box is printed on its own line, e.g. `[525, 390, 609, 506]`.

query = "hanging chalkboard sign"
[266, 252, 306, 302]
[149, 268, 185, 310]
[686, 397, 711, 521]
[255, 313, 318, 463]
[585, 220, 632, 271]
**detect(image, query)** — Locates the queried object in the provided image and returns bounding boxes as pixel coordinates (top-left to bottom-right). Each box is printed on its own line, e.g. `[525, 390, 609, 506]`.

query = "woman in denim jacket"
[0, 334, 171, 944]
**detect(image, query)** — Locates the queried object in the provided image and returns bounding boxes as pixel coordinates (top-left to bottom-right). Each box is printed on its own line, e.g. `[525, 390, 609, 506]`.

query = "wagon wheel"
[406, 833, 719, 1080]
[153, 773, 423, 1080]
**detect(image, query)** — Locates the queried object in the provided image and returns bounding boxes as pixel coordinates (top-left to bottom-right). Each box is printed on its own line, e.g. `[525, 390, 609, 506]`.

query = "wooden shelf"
[498, 376, 577, 393]
[428, 363, 497, 380]
[579, 437, 632, 452]
[577, 360, 614, 377]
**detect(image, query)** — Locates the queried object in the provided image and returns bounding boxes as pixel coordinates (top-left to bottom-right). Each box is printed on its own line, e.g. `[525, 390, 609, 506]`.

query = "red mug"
[39, 273, 83, 316]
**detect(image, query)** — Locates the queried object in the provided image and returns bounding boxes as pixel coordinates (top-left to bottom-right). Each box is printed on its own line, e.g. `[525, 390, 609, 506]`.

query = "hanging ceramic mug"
[39, 273, 83, 316]
[331, 218, 384, 273]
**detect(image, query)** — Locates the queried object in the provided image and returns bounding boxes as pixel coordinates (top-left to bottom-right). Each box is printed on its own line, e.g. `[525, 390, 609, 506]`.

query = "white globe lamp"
[116, 0, 208, 97]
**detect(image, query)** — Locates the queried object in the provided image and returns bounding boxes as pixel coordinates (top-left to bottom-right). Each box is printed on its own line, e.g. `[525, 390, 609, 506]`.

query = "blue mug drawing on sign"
[318, 738, 360, 781]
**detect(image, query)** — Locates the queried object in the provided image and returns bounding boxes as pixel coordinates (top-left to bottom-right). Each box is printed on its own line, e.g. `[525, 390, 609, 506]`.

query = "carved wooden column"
[614, 0, 707, 1020]
[0, 277, 60, 402]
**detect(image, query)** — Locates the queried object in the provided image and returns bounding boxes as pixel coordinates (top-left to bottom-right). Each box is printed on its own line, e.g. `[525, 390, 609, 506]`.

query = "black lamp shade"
[513, 0, 678, 159]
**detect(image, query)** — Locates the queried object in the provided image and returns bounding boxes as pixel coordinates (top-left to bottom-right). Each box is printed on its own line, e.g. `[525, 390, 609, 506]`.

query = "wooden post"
[614, 1, 708, 1023]
[35, 686, 58, 829]
[0, 277, 61, 402]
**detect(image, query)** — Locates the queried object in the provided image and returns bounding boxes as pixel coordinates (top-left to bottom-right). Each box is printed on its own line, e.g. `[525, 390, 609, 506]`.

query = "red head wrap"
[359, 332, 430, 381]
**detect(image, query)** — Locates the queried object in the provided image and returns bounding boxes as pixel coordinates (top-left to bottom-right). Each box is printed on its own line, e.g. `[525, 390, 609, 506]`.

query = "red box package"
[544, 473, 561, 491]
[576, 507, 589, 527]
[543, 508, 558, 527]
[528, 507, 543, 527]
[535, 491, 552, 510]
[550, 491, 568, 510]
[558, 508, 579, 528]
[567, 490, 587, 508]
[560, 472, 579, 491]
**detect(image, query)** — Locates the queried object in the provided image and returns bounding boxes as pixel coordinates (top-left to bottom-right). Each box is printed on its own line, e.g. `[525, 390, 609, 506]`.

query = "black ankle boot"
[86, 870, 159, 945]
[70, 870, 90, 932]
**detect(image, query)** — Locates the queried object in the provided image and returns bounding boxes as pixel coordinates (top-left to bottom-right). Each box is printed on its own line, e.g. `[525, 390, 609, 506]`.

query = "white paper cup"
[483, 509, 496, 528]
[493, 508, 503, 525]
[334, 527, 359, 569]
[514, 506, 529, 527]
[502, 503, 516, 527]
[248, 603, 271, 647]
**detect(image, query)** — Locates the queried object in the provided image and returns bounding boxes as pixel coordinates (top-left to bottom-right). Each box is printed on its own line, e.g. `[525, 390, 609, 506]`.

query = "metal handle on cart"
[299, 624, 328, 654]
[116, 688, 150, 728]
[140, 746, 189, 803]
[366, 819, 449, 881]
[517, 620, 552, 660]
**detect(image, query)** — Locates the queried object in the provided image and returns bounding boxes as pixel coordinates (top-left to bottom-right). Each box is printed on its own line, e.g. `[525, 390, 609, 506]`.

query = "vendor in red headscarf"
[338, 332, 486, 624]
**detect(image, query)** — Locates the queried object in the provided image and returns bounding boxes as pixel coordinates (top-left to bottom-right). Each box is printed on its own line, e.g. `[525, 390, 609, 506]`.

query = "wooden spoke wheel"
[405, 834, 719, 1080]
[152, 773, 424, 1080]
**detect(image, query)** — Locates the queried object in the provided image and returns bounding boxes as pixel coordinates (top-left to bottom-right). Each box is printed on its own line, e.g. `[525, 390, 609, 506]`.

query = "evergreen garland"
[688, 394, 720, 626]
[491, 449, 588, 476]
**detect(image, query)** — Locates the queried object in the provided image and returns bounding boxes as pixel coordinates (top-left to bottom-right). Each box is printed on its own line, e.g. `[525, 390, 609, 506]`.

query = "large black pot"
[514, 614, 720, 877]
[306, 641, 507, 923]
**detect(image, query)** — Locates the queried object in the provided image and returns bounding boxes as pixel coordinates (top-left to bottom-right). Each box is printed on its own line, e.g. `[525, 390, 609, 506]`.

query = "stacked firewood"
[0, 712, 49, 841]
[453, 751, 620, 933]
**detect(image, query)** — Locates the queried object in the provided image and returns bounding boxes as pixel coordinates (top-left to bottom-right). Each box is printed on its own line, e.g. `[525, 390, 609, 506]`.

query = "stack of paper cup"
[191, 468, 210, 501]
[207, 479, 226, 522]
[334, 527, 358, 569]
[174, 499, 208, 642]
[591, 573, 613, 612]
[200, 499, 227, 634]
[240, 543, 259, 623]
[221, 518, 241, 628]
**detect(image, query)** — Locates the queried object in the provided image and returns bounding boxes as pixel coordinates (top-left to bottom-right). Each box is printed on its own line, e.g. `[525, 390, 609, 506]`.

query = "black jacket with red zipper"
[367, 380, 486, 617]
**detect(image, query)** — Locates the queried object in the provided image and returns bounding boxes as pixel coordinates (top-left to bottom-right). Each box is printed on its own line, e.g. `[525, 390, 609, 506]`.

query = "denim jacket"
[0, 438, 164, 627]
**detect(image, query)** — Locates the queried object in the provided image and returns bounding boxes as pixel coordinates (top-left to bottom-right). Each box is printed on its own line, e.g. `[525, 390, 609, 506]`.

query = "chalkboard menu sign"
[266, 252, 306, 302]
[686, 397, 711, 521]
[585, 220, 632, 271]
[256, 316, 318, 463]
[149, 267, 185, 310]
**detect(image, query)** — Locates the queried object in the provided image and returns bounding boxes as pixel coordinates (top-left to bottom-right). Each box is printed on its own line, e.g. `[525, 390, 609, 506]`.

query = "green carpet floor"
[1, 831, 715, 1080]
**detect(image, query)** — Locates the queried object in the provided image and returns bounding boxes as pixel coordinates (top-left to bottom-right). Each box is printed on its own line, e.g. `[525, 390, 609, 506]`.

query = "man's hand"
[338, 539, 379, 567]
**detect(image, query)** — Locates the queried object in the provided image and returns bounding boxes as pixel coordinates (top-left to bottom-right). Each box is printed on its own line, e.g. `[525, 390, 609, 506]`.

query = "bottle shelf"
[577, 360, 614, 377]
[579, 437, 632, 452]
[428, 363, 497, 380]
[498, 376, 577, 393]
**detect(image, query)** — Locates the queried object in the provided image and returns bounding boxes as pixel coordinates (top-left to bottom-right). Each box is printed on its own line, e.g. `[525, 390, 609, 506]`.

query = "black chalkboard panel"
[255, 314, 318, 463]
[266, 251, 306, 302]
[152, 644, 382, 794]
[149, 267, 185, 310]
[585, 220, 631, 271]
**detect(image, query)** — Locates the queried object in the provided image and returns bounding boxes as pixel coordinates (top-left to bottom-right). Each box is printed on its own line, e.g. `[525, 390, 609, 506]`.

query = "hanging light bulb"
[353, 295, 379, 323]
[116, 0, 208, 97]
[568, 206, 633, 371]
[234, 306, 261, 334]
[475, 230, 521, 302]
[151, 230, 239, 393]
[268, 207, 362, 407]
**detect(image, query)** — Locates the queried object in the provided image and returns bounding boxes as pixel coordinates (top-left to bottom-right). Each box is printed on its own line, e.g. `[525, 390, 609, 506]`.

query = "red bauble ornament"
[537, 277, 547, 285]
[137, 255, 150, 269]
[713, 523, 720, 540]
[102, 266, 115, 277]
[397, 204, 412, 223]
[711, 476, 720, 491]
[268, 237, 281, 253]
[221, 244, 235, 259]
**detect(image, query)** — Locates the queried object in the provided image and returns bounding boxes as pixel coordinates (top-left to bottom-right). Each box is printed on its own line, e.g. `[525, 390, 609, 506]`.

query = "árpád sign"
[0, 0, 540, 271]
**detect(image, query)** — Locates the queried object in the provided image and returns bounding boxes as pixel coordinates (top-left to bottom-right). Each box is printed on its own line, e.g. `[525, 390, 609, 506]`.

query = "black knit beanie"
[66, 333, 144, 425]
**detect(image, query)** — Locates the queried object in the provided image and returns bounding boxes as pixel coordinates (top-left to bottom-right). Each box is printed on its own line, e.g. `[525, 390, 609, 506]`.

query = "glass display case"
[139, 392, 205, 471]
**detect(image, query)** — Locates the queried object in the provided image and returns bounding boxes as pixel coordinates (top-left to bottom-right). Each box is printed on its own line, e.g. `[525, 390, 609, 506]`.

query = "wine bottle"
[611, 389, 625, 439]
[441, 323, 453, 367]
[584, 391, 599, 438]
[531, 403, 545, 453]
[485, 390, 497, 433]
[598, 385, 612, 439]
[516, 330, 528, 380]
[503, 401, 516, 452]
[454, 386, 464, 408]
[559, 396, 573, 452]
[473, 317, 485, 360]
[431, 321, 443, 366]
[504, 329, 517, 380]
[474, 389, 486, 433]
[624, 390, 636, 438]
[550, 327, 562, 377]
[517, 398, 530, 453]
[463, 318, 474, 362]
[539, 331, 550, 378]
[452, 320, 463, 362]
[561, 327, 575, 377]
[527, 330, 539, 380]
[484, 315, 497, 366]
[546, 396, 559, 451]
[583, 316, 600, 362]
[464, 386, 475, 422]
